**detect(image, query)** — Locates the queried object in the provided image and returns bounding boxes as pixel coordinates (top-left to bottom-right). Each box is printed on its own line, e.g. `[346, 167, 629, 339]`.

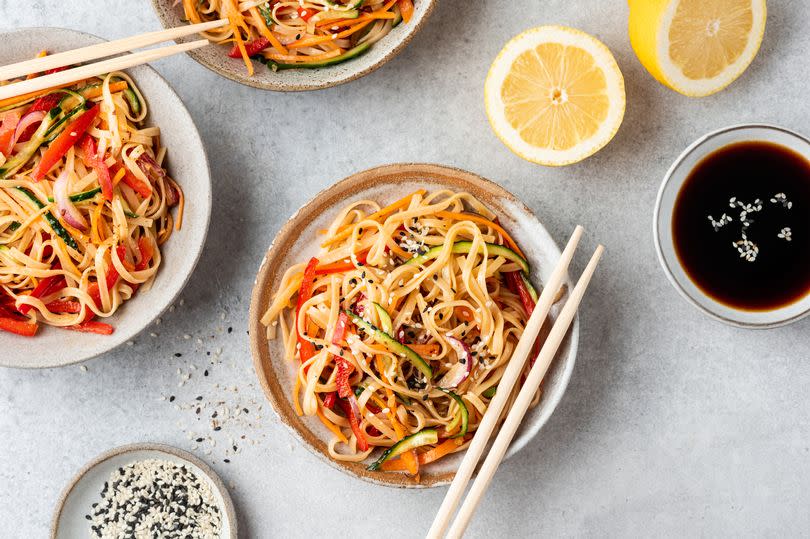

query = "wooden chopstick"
[0, 40, 210, 101]
[0, 19, 228, 82]
[445, 244, 605, 538]
[426, 225, 585, 539]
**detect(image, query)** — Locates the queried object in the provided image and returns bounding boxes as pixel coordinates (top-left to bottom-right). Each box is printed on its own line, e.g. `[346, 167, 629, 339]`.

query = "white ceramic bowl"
[0, 28, 211, 368]
[654, 124, 810, 328]
[51, 443, 237, 539]
[151, 0, 436, 91]
[249, 163, 579, 487]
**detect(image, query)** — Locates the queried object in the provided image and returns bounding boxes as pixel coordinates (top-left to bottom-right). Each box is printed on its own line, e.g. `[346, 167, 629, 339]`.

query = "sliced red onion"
[13, 110, 45, 146]
[438, 336, 473, 389]
[53, 170, 88, 231]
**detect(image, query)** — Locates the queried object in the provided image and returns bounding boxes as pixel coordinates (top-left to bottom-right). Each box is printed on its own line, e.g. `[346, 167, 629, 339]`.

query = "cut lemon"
[485, 26, 626, 167]
[629, 0, 767, 97]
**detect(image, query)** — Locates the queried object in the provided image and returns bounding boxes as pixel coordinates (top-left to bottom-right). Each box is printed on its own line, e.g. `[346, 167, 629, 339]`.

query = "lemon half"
[629, 0, 767, 97]
[485, 26, 626, 167]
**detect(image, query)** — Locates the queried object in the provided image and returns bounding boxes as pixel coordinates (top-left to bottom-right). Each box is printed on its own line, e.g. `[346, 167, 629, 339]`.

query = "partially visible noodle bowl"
[180, 0, 415, 74]
[0, 61, 183, 337]
[261, 189, 554, 477]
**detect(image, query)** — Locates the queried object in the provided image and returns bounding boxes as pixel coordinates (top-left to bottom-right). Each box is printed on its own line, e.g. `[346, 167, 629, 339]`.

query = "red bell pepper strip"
[63, 320, 114, 335]
[79, 135, 113, 201]
[335, 357, 354, 399]
[84, 244, 126, 321]
[0, 111, 21, 156]
[331, 312, 352, 345]
[296, 258, 319, 364]
[111, 162, 152, 199]
[27, 92, 64, 114]
[18, 272, 65, 315]
[337, 397, 369, 451]
[314, 251, 369, 275]
[0, 315, 38, 337]
[31, 103, 99, 181]
[506, 271, 534, 318]
[322, 391, 337, 409]
[297, 7, 315, 21]
[44, 66, 68, 75]
[45, 300, 82, 314]
[136, 237, 154, 271]
[505, 271, 542, 361]
[228, 37, 270, 58]
[16, 92, 65, 142]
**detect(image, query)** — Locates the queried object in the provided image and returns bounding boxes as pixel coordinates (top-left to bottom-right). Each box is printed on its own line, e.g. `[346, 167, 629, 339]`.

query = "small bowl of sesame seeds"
[51, 443, 236, 539]
[654, 124, 810, 328]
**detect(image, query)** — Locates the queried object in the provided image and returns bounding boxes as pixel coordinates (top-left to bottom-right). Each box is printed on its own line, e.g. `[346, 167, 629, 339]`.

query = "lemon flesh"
[629, 0, 766, 97]
[485, 26, 625, 166]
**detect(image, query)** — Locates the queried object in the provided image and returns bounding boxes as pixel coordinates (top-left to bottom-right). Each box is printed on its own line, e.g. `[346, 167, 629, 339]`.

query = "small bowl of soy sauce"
[654, 124, 810, 328]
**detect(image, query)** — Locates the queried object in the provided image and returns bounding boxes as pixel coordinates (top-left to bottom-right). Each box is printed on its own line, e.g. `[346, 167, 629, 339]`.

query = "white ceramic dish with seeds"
[654, 124, 810, 328]
[0, 28, 211, 368]
[249, 163, 579, 488]
[51, 443, 237, 539]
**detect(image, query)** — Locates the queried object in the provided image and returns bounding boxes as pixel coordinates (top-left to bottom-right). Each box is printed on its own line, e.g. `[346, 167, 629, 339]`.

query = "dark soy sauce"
[672, 141, 810, 311]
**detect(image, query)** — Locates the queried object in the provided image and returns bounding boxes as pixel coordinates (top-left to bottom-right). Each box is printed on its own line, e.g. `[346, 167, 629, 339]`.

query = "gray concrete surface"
[1, 1, 809, 537]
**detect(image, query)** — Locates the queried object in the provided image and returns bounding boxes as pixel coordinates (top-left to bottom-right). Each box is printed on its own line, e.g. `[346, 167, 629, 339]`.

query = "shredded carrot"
[226, 0, 253, 76]
[248, 6, 289, 55]
[0, 79, 88, 110]
[173, 180, 185, 231]
[182, 0, 203, 24]
[80, 81, 128, 101]
[266, 49, 343, 64]
[399, 0, 415, 24]
[435, 211, 526, 259]
[380, 458, 410, 472]
[90, 197, 104, 244]
[417, 438, 462, 465]
[315, 10, 396, 28]
[287, 19, 374, 50]
[111, 166, 126, 187]
[408, 343, 440, 356]
[317, 407, 348, 444]
[322, 190, 426, 248]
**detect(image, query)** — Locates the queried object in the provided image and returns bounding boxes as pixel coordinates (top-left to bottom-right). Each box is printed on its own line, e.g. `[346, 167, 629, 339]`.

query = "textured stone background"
[1, 1, 808, 537]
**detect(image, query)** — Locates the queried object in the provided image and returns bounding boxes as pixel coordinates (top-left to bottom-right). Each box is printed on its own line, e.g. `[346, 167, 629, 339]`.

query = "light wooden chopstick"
[445, 244, 605, 538]
[426, 225, 585, 539]
[0, 19, 228, 82]
[0, 20, 229, 101]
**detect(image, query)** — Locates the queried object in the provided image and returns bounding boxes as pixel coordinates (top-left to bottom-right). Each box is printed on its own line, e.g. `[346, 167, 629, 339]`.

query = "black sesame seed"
[195, 437, 204, 443]
[174, 353, 182, 357]
[213, 426, 221, 432]
[227, 327, 233, 334]
[195, 396, 203, 401]
[204, 370, 209, 376]
[224, 459, 230, 463]
[169, 396, 175, 402]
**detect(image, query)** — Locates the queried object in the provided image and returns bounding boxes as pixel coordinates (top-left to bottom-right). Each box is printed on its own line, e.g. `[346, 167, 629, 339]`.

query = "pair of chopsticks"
[0, 19, 229, 101]
[427, 226, 603, 538]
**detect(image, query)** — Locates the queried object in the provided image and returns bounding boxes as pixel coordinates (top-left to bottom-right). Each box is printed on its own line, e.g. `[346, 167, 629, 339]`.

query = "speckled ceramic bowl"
[0, 28, 211, 368]
[249, 163, 579, 488]
[150, 0, 436, 91]
[51, 443, 237, 539]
